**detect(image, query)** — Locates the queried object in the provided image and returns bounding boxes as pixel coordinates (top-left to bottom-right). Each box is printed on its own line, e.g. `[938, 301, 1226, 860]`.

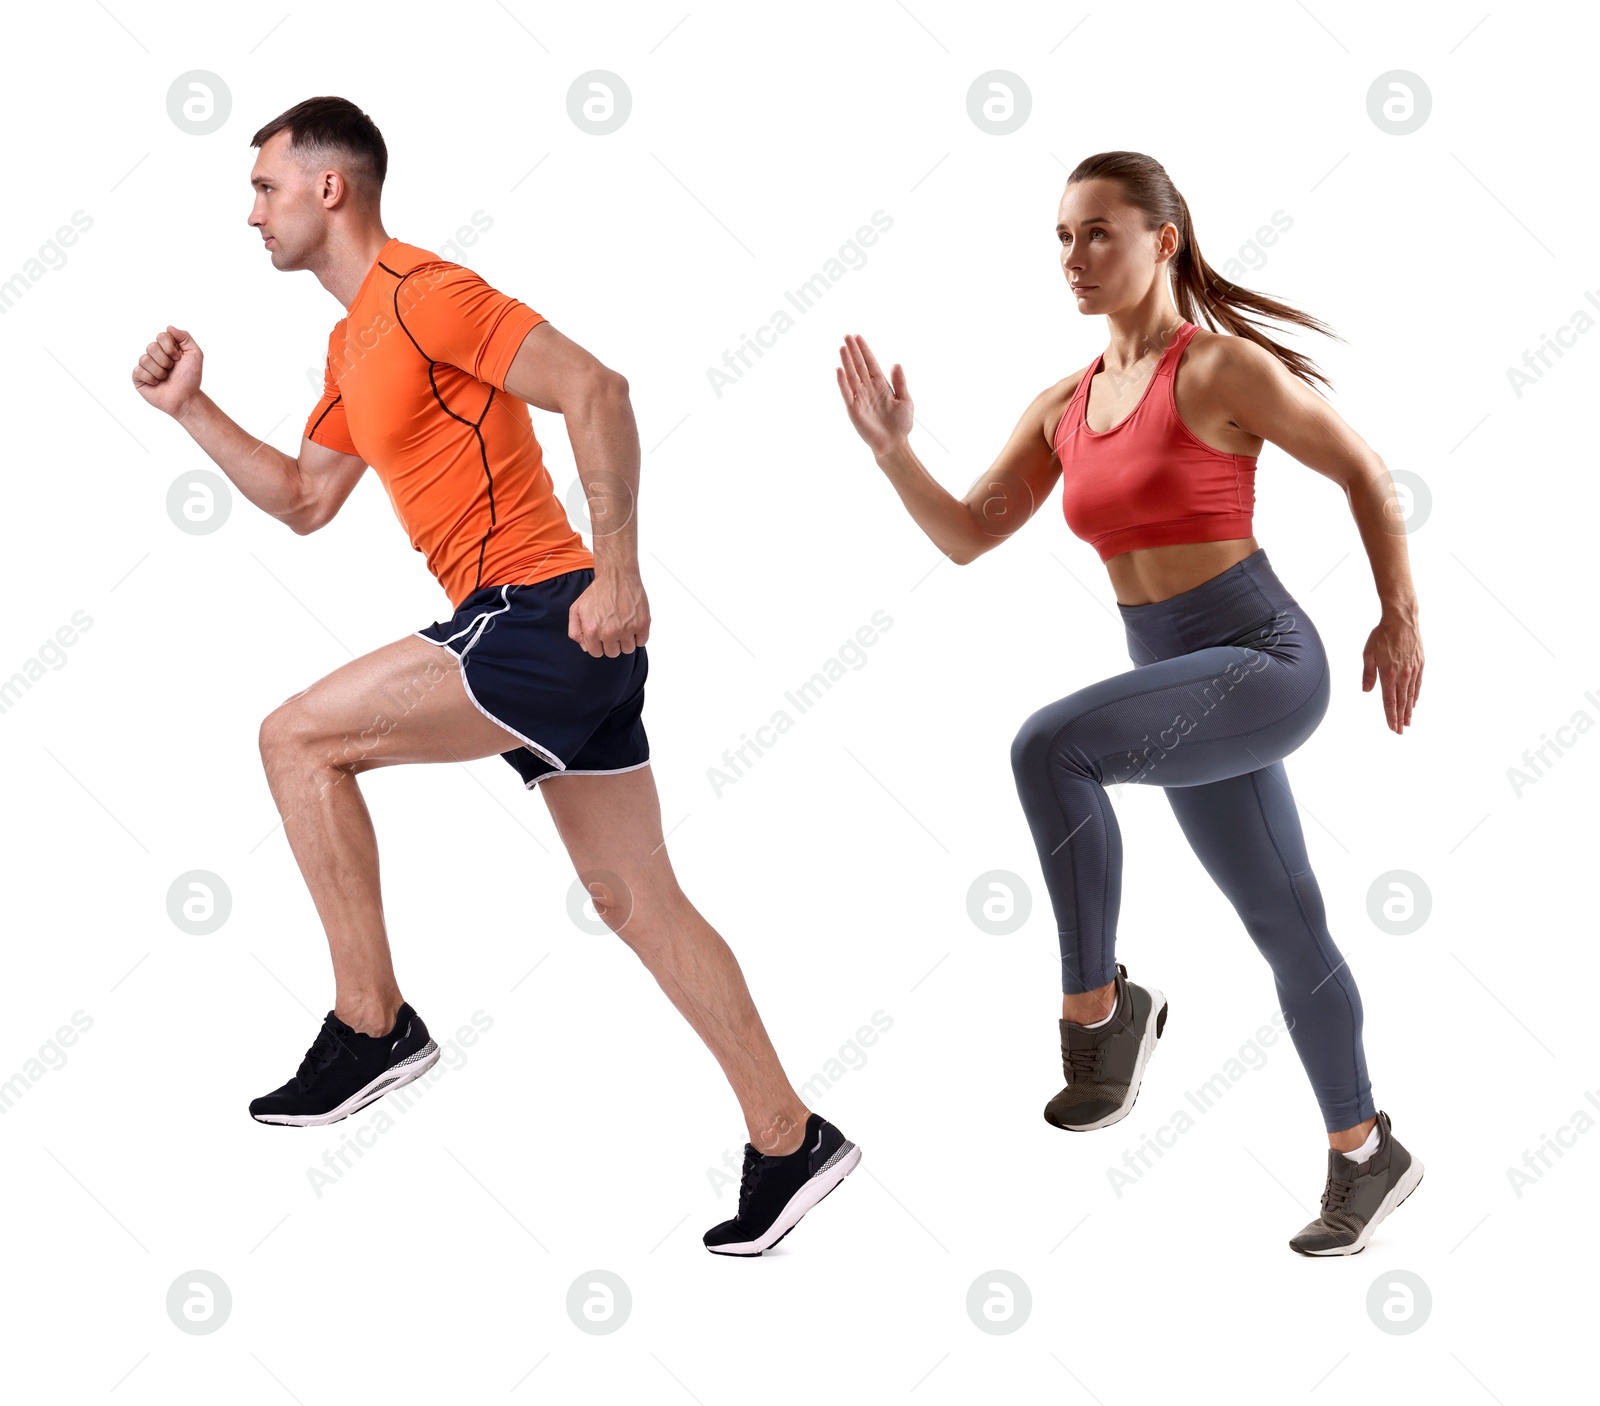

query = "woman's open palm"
[836, 333, 914, 455]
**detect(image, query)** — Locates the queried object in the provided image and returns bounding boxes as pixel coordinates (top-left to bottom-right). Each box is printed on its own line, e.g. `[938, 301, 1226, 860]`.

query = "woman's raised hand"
[836, 333, 914, 456]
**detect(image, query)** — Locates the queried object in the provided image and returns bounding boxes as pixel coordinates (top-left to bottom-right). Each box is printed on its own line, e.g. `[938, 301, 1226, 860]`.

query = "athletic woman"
[834, 151, 1424, 1255]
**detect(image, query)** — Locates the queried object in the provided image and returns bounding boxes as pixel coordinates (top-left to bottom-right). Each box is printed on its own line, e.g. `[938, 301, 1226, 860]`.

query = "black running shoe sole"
[705, 1141, 862, 1256]
[251, 1040, 441, 1126]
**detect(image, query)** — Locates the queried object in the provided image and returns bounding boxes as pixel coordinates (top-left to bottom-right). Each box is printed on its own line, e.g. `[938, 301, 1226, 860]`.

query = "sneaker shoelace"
[295, 1022, 350, 1090]
[1063, 1044, 1104, 1083]
[1321, 1172, 1356, 1217]
[735, 1145, 764, 1218]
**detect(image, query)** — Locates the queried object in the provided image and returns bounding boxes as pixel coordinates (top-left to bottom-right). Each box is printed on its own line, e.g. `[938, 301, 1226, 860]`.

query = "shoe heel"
[1155, 1002, 1168, 1040]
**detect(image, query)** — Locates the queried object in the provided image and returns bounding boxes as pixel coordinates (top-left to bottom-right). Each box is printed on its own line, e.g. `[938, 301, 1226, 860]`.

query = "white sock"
[1341, 1123, 1380, 1164]
[1074, 1004, 1117, 1030]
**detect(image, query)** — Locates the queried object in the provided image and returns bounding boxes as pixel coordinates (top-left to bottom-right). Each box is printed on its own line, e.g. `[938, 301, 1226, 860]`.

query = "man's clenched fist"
[132, 325, 203, 417]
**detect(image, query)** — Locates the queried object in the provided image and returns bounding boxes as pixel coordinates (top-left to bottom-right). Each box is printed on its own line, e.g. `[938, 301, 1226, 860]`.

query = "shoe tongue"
[327, 1012, 359, 1038]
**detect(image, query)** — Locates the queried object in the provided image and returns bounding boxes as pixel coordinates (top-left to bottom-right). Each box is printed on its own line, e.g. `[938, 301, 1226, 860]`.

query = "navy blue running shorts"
[415, 567, 649, 789]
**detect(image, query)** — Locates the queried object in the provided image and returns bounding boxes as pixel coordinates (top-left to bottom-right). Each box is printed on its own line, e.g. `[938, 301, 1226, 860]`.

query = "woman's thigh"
[1015, 639, 1330, 791]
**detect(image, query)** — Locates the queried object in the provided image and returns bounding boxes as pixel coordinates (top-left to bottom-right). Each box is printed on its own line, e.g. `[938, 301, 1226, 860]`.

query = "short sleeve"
[394, 262, 546, 391]
[303, 323, 359, 455]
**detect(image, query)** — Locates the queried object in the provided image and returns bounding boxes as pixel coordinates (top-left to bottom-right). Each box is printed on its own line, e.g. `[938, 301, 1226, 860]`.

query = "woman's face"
[1056, 179, 1177, 313]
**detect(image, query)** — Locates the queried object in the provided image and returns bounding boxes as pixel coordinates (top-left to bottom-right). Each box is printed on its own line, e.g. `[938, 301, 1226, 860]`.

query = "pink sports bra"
[1053, 321, 1257, 562]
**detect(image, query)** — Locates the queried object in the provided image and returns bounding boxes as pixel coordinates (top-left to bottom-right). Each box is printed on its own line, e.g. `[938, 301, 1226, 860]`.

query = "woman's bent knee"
[1012, 704, 1098, 785]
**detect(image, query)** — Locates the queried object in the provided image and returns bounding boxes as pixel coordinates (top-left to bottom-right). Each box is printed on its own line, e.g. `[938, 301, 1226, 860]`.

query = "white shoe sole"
[252, 1040, 441, 1127]
[706, 1141, 862, 1256]
[1058, 987, 1167, 1132]
[1299, 1153, 1425, 1256]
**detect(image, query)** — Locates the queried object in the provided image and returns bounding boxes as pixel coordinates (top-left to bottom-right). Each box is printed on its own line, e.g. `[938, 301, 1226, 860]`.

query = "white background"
[1, 0, 1593, 1400]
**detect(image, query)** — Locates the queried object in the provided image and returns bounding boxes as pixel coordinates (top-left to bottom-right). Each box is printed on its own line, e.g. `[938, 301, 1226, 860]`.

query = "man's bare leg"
[260, 633, 812, 1156]
[258, 633, 534, 1035]
[538, 764, 812, 1157]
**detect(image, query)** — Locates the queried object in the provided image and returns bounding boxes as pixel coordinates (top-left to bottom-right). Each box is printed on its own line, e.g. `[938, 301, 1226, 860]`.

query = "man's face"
[247, 129, 327, 271]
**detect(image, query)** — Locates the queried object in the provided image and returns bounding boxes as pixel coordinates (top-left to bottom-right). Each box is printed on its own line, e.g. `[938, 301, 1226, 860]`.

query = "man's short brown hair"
[251, 96, 388, 193]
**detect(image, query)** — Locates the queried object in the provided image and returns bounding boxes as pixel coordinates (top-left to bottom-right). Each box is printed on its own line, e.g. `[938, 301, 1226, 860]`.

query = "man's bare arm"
[500, 322, 639, 574]
[133, 325, 367, 535]
[175, 396, 367, 535]
[499, 321, 648, 655]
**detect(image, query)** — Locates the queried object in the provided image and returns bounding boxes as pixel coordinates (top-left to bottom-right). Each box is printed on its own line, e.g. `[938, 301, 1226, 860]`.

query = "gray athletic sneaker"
[1044, 962, 1168, 1131]
[1289, 1109, 1424, 1255]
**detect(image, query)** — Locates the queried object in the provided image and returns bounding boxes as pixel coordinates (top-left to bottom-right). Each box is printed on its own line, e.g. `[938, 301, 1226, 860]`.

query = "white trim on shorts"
[413, 586, 568, 774]
[523, 759, 652, 790]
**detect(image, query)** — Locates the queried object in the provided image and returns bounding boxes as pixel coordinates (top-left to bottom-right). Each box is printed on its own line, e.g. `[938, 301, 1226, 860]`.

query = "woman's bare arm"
[1212, 338, 1422, 732]
[838, 332, 1071, 564]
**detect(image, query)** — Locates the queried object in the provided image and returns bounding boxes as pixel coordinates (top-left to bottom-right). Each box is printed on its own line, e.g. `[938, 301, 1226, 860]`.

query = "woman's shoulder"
[1039, 364, 1092, 448]
[1176, 323, 1270, 379]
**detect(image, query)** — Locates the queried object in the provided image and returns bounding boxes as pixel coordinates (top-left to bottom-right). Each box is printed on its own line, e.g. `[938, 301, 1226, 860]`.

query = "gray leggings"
[1009, 550, 1375, 1132]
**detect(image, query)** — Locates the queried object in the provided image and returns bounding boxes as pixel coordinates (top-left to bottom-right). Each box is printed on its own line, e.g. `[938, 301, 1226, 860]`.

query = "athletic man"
[130, 96, 859, 1256]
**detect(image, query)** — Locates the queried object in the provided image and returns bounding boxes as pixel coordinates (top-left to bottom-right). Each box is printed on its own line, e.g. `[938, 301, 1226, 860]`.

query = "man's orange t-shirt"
[302, 238, 594, 610]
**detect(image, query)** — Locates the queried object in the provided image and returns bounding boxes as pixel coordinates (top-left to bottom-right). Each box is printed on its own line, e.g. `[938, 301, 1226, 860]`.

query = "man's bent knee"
[259, 699, 362, 778]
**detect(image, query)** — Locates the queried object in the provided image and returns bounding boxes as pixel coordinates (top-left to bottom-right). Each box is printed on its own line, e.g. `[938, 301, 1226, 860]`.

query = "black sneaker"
[1044, 962, 1168, 1131]
[1289, 1109, 1424, 1255]
[249, 1003, 439, 1126]
[703, 1113, 861, 1256]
